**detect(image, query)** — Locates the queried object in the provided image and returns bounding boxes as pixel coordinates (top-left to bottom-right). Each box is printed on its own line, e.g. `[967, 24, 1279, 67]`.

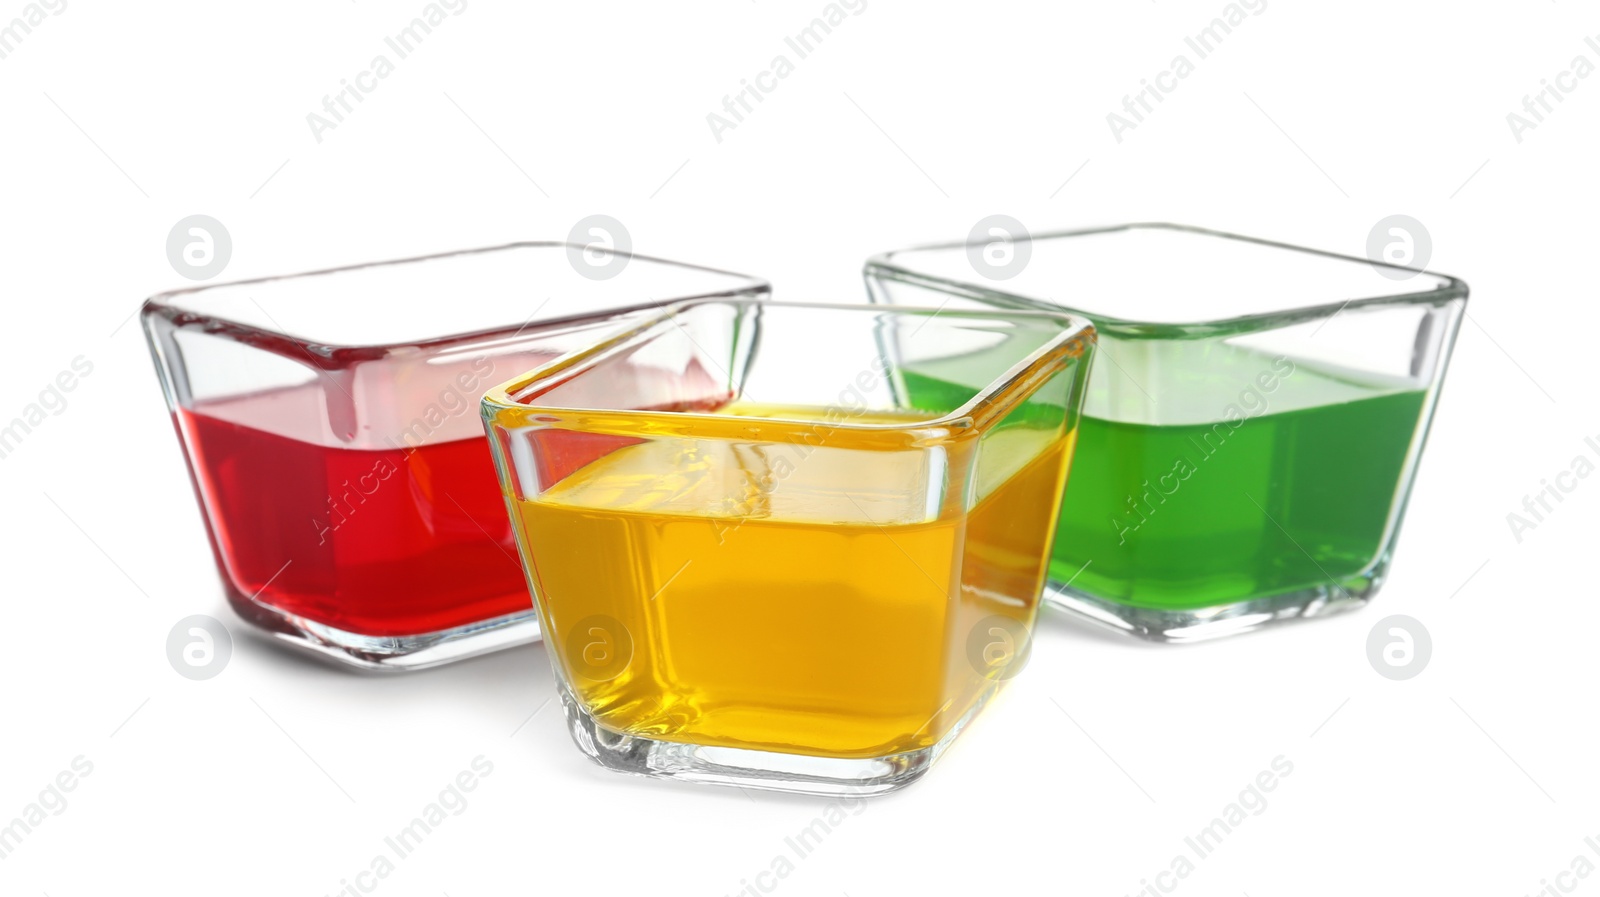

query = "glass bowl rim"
[865, 222, 1470, 341]
[140, 241, 771, 358]
[480, 297, 1096, 441]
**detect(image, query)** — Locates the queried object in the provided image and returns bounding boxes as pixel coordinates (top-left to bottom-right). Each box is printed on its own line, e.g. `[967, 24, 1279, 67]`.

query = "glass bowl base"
[225, 590, 542, 672]
[556, 680, 989, 797]
[1043, 566, 1387, 643]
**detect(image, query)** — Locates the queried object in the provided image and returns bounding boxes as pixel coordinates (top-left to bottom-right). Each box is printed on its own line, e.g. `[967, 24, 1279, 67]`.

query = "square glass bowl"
[482, 298, 1095, 794]
[866, 223, 1467, 642]
[142, 243, 767, 671]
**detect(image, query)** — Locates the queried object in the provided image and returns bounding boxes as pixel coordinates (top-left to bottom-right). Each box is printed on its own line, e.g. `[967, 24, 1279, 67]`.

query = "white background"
[2, 1, 1596, 895]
